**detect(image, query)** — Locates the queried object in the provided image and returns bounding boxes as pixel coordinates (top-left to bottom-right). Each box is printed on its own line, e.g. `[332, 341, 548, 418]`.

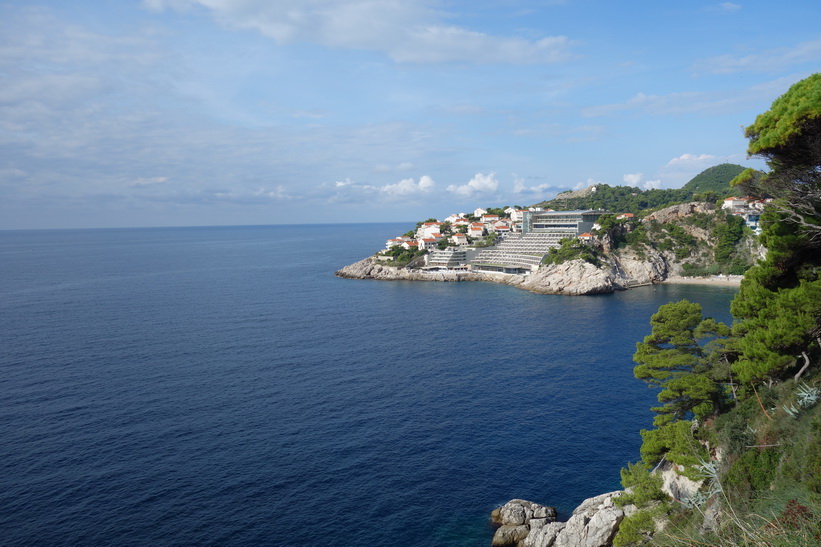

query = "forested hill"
[681, 163, 746, 194]
[535, 163, 746, 214]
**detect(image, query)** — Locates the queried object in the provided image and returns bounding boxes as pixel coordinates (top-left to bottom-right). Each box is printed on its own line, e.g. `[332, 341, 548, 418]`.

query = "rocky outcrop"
[611, 248, 669, 286]
[335, 258, 471, 282]
[336, 255, 666, 296]
[490, 500, 557, 546]
[492, 492, 637, 547]
[655, 459, 703, 503]
[518, 260, 618, 295]
[643, 202, 715, 224]
[336, 257, 624, 295]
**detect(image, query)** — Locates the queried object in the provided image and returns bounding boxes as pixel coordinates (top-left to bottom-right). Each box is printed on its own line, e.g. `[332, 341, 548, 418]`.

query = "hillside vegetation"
[682, 163, 747, 194]
[590, 205, 759, 276]
[535, 163, 746, 215]
[613, 74, 821, 546]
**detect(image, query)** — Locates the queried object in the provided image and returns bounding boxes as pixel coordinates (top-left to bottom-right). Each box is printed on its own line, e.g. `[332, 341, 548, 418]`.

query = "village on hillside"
[377, 194, 767, 275]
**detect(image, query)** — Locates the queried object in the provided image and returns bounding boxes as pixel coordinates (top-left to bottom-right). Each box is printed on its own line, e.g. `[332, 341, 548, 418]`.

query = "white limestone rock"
[552, 491, 625, 547]
[656, 459, 703, 502]
[492, 525, 530, 546]
[491, 500, 558, 546]
[491, 499, 557, 527]
[494, 491, 630, 547]
[612, 248, 668, 285]
[643, 202, 715, 224]
[519, 260, 617, 295]
[335, 258, 470, 282]
[523, 522, 566, 547]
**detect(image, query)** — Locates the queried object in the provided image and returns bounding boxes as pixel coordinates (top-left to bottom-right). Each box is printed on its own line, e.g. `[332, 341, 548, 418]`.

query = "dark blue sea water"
[0, 224, 738, 546]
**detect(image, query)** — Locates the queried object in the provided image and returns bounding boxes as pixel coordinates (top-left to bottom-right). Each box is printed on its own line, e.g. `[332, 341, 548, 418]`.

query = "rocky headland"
[335, 203, 756, 296]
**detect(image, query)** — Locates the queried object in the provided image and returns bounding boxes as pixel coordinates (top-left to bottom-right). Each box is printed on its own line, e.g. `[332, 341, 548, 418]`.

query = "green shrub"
[617, 461, 667, 508]
[542, 238, 602, 266]
[613, 509, 657, 546]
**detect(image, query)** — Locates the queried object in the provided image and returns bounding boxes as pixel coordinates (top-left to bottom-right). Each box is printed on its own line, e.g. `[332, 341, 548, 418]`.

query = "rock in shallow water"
[492, 491, 634, 547]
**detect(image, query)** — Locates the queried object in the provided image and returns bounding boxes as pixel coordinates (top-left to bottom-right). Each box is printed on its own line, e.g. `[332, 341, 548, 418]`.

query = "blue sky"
[1, 0, 819, 229]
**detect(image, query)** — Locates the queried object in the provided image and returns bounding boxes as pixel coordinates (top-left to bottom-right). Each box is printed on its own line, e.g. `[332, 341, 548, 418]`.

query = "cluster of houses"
[380, 195, 770, 266]
[383, 207, 532, 252]
[721, 196, 769, 234]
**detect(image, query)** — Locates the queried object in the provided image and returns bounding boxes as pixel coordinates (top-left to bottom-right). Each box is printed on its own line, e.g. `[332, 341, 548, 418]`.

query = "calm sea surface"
[0, 224, 738, 546]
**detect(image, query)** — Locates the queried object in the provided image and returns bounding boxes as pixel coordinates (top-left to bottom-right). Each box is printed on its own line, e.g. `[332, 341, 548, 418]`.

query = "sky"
[1, 1, 820, 229]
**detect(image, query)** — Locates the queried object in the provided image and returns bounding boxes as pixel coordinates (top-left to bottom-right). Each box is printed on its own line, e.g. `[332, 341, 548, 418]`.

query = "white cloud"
[372, 161, 414, 173]
[718, 2, 741, 12]
[694, 37, 821, 74]
[324, 175, 435, 202]
[573, 178, 604, 191]
[580, 76, 807, 118]
[142, 0, 574, 64]
[447, 172, 499, 197]
[666, 153, 717, 167]
[623, 173, 643, 187]
[623, 172, 660, 190]
[380, 175, 436, 199]
[582, 91, 705, 117]
[254, 185, 292, 199]
[513, 174, 572, 200]
[129, 176, 169, 187]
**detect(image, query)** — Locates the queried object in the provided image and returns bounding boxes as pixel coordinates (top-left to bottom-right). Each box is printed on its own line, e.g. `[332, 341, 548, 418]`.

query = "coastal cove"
[0, 224, 739, 545]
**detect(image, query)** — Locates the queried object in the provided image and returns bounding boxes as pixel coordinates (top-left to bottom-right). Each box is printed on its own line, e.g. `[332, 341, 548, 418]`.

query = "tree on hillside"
[729, 73, 821, 383]
[733, 73, 821, 245]
[634, 300, 731, 426]
[633, 300, 730, 465]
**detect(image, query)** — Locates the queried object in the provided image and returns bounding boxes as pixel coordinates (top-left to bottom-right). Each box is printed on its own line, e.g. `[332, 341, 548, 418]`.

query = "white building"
[451, 233, 469, 245]
[416, 222, 443, 239]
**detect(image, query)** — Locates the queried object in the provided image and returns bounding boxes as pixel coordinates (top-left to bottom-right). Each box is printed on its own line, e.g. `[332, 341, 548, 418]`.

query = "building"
[427, 247, 470, 269]
[722, 197, 748, 211]
[493, 222, 511, 234]
[450, 233, 469, 245]
[468, 223, 485, 237]
[508, 209, 526, 222]
[416, 222, 443, 239]
[522, 210, 606, 238]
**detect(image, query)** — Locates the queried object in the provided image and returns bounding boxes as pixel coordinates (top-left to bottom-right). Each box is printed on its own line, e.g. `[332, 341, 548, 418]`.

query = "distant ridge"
[681, 163, 746, 194]
[535, 163, 749, 214]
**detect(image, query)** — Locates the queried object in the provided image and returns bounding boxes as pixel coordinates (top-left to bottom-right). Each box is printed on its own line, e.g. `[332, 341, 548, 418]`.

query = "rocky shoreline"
[335, 249, 744, 296]
[490, 460, 704, 546]
[334, 248, 730, 296]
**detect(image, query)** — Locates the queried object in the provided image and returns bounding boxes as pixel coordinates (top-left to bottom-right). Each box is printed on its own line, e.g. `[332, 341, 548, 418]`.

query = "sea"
[0, 224, 738, 546]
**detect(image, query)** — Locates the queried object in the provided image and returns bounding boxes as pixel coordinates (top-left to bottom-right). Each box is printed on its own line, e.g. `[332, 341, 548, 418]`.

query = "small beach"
[662, 275, 743, 286]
